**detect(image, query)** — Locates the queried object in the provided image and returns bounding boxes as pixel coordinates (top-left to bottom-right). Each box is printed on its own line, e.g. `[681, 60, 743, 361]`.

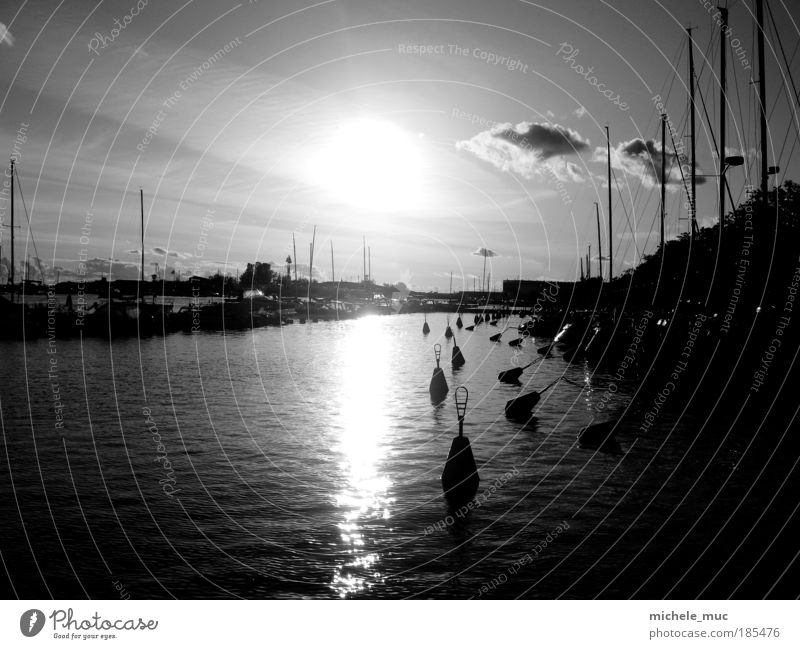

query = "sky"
[1, 0, 798, 289]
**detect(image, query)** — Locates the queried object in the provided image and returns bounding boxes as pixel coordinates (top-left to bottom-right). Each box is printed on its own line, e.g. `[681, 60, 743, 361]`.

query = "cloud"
[495, 122, 590, 159]
[573, 106, 588, 119]
[472, 247, 499, 258]
[0, 23, 13, 47]
[597, 138, 706, 188]
[152, 247, 187, 258]
[456, 121, 589, 182]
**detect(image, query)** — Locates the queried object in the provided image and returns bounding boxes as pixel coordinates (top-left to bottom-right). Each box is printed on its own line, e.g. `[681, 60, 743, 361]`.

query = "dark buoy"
[445, 320, 453, 339]
[429, 343, 449, 402]
[497, 358, 538, 383]
[452, 336, 465, 366]
[465, 325, 475, 331]
[490, 320, 498, 326]
[422, 314, 430, 335]
[441, 387, 480, 504]
[456, 315, 463, 328]
[508, 338, 523, 347]
[578, 420, 621, 453]
[504, 391, 540, 419]
[489, 332, 502, 342]
[504, 377, 560, 419]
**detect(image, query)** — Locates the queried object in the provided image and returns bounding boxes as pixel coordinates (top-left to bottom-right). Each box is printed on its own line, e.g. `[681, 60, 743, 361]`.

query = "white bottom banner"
[1, 600, 796, 648]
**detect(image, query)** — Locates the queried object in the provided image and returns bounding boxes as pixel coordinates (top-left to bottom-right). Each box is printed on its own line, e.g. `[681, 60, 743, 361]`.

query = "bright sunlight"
[307, 118, 425, 211]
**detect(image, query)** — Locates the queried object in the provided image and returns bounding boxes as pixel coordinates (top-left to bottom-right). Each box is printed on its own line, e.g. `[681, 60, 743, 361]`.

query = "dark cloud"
[456, 120, 589, 181]
[605, 138, 706, 187]
[152, 247, 185, 258]
[495, 122, 590, 159]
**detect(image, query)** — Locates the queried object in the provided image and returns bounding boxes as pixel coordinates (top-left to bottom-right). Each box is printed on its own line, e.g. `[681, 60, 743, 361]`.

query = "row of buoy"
[425, 313, 619, 505]
[424, 313, 467, 336]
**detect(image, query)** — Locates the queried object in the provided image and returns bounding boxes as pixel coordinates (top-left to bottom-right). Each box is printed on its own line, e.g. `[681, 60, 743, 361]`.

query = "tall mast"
[330, 240, 334, 283]
[9, 158, 14, 295]
[140, 187, 145, 301]
[580, 256, 585, 281]
[688, 27, 698, 237]
[292, 233, 297, 283]
[756, 0, 769, 200]
[587, 246, 590, 280]
[310, 225, 316, 284]
[661, 113, 667, 250]
[594, 201, 602, 279]
[368, 246, 371, 283]
[362, 235, 366, 283]
[719, 6, 728, 230]
[606, 125, 613, 283]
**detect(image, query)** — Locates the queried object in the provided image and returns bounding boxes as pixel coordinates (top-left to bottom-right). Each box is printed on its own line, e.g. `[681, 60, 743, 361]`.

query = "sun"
[307, 118, 425, 211]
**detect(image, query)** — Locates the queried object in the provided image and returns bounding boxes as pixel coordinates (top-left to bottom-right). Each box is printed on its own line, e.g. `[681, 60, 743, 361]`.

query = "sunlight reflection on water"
[331, 316, 394, 597]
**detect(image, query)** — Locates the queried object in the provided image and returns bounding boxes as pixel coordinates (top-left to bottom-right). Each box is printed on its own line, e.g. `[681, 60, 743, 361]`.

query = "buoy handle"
[455, 386, 468, 433]
[434, 343, 442, 367]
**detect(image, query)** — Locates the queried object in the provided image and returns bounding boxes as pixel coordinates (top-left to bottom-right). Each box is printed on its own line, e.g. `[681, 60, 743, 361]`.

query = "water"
[0, 314, 761, 598]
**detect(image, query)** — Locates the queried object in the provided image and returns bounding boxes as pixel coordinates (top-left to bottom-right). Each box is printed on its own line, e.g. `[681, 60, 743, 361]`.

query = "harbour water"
[0, 313, 776, 598]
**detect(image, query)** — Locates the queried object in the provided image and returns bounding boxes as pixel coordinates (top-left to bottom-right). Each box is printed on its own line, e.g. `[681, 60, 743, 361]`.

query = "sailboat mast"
[310, 225, 316, 284]
[606, 125, 612, 283]
[292, 233, 298, 283]
[362, 236, 366, 283]
[368, 246, 371, 283]
[330, 240, 334, 283]
[688, 27, 698, 237]
[661, 113, 667, 250]
[9, 158, 14, 294]
[756, 0, 769, 199]
[587, 244, 591, 279]
[594, 201, 602, 279]
[140, 188, 145, 288]
[720, 7, 728, 231]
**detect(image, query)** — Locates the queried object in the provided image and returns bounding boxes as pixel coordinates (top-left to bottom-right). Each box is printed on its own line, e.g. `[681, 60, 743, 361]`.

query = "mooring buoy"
[456, 315, 463, 328]
[422, 313, 430, 335]
[504, 391, 541, 419]
[465, 325, 474, 332]
[429, 343, 448, 401]
[497, 358, 540, 383]
[445, 320, 453, 339]
[578, 420, 621, 453]
[441, 386, 479, 504]
[503, 377, 561, 419]
[452, 337, 465, 366]
[489, 332, 502, 342]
